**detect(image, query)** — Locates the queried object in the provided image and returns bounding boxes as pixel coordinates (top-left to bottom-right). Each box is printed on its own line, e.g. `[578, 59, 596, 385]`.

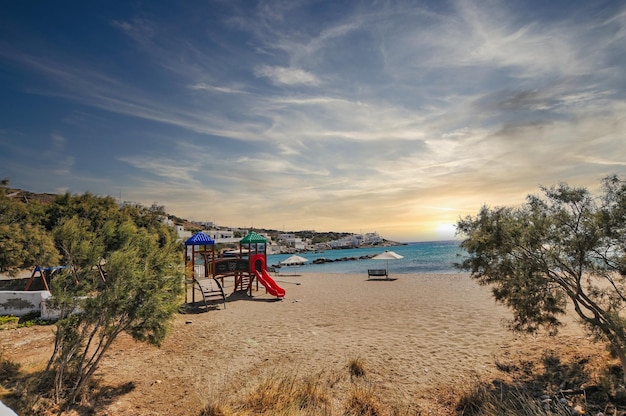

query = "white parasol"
[280, 255, 309, 275]
[372, 250, 404, 274]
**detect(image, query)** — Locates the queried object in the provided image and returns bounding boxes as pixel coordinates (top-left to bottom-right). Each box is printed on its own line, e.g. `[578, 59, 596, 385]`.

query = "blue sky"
[1, 0, 625, 242]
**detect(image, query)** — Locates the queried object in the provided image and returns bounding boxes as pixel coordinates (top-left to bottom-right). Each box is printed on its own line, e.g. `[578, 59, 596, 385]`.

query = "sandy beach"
[1, 272, 592, 415]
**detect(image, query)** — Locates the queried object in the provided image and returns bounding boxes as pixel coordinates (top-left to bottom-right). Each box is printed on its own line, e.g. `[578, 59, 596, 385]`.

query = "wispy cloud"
[189, 83, 248, 94]
[254, 65, 321, 86]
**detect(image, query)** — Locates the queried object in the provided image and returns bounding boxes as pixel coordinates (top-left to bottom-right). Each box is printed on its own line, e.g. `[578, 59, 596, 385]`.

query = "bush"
[0, 315, 19, 330]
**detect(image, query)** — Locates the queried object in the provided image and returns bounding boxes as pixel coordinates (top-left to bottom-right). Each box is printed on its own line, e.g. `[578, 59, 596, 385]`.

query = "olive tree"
[456, 175, 626, 380]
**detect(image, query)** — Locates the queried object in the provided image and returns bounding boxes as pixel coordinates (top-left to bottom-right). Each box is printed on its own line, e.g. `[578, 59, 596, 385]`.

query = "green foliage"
[44, 202, 183, 407]
[457, 175, 626, 380]
[0, 180, 60, 274]
[54, 216, 104, 274]
[0, 313, 51, 330]
[1, 180, 184, 409]
[0, 315, 19, 329]
[42, 192, 121, 231]
[0, 315, 19, 325]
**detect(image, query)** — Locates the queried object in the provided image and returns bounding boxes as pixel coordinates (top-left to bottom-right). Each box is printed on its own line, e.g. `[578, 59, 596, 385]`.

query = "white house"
[175, 225, 192, 241]
[278, 234, 307, 250]
[205, 229, 240, 244]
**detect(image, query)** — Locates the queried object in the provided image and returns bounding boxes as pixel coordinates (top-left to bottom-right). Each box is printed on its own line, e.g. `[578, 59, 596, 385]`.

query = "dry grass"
[347, 356, 366, 379]
[198, 370, 333, 416]
[4, 336, 626, 415]
[450, 344, 626, 416]
[343, 384, 383, 416]
[455, 381, 573, 416]
[238, 372, 332, 415]
[197, 358, 405, 416]
[199, 402, 230, 416]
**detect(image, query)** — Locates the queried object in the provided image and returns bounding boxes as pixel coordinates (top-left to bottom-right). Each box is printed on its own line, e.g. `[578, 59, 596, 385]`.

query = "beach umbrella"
[280, 255, 308, 275]
[280, 255, 308, 265]
[372, 250, 404, 274]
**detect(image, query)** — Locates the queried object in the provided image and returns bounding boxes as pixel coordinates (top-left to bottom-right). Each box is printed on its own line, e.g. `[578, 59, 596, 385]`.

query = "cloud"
[189, 83, 248, 94]
[51, 134, 67, 149]
[450, 3, 583, 77]
[118, 155, 200, 184]
[253, 65, 321, 86]
[111, 18, 156, 41]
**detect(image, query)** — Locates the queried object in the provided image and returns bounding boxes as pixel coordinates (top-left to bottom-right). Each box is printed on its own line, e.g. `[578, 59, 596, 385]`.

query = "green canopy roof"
[240, 231, 267, 244]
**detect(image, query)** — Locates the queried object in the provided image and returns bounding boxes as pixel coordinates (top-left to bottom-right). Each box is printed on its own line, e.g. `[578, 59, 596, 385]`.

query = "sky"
[1, 0, 625, 242]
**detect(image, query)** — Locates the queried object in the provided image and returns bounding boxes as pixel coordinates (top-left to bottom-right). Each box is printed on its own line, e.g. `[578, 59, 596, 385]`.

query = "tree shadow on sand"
[0, 356, 135, 415]
[226, 290, 283, 303]
[180, 290, 281, 314]
[455, 349, 626, 415]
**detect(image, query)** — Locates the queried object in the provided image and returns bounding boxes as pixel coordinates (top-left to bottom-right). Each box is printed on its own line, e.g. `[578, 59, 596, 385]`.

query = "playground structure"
[9, 231, 283, 312]
[22, 264, 106, 293]
[23, 266, 66, 292]
[184, 231, 285, 309]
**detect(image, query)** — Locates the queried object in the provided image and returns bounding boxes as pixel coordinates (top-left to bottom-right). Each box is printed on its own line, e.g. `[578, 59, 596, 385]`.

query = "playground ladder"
[235, 273, 256, 295]
[194, 277, 226, 309]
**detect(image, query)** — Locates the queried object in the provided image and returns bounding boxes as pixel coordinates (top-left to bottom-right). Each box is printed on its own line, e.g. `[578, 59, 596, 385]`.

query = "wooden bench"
[367, 269, 388, 279]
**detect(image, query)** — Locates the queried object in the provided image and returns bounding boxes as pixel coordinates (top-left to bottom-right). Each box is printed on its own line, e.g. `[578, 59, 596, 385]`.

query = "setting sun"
[435, 223, 457, 241]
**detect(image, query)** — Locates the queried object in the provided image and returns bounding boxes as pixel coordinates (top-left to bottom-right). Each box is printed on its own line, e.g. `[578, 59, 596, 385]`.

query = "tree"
[0, 179, 59, 274]
[0, 184, 183, 408]
[44, 199, 183, 407]
[42, 191, 121, 232]
[456, 175, 626, 381]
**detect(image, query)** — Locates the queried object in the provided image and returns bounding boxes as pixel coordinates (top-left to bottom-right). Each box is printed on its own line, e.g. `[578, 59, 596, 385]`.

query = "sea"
[267, 240, 467, 275]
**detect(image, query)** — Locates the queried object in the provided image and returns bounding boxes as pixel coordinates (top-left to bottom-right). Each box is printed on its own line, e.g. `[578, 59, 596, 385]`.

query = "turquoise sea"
[267, 240, 467, 275]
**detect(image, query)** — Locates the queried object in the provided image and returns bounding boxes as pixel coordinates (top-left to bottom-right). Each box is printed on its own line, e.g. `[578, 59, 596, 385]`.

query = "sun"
[435, 223, 457, 240]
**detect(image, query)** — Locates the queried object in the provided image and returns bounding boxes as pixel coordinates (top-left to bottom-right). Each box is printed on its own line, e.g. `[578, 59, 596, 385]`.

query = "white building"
[175, 225, 192, 241]
[329, 235, 361, 249]
[325, 232, 383, 249]
[278, 233, 307, 250]
[204, 229, 240, 244]
[363, 232, 383, 244]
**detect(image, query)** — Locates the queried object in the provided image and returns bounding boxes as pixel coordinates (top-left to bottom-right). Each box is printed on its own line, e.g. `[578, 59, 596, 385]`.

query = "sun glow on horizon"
[435, 223, 457, 241]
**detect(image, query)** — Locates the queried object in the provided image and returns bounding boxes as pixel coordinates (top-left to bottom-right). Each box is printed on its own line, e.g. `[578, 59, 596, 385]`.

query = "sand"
[0, 272, 590, 415]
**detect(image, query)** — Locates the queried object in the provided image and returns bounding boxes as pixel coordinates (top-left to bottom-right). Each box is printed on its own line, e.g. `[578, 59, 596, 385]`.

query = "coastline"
[268, 240, 464, 274]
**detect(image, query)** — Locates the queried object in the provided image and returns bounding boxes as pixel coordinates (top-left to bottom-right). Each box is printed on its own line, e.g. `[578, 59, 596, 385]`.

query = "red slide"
[254, 268, 285, 298]
[250, 254, 285, 298]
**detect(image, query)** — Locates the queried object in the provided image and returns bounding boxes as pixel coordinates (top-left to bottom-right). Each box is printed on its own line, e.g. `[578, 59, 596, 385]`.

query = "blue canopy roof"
[185, 232, 215, 246]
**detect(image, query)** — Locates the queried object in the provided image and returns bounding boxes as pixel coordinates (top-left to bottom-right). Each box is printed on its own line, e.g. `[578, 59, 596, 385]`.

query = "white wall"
[0, 290, 50, 317]
[0, 291, 80, 320]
